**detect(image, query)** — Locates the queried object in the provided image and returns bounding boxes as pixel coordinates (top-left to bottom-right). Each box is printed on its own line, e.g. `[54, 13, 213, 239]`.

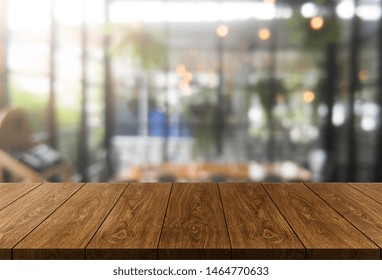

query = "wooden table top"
[0, 182, 381, 260]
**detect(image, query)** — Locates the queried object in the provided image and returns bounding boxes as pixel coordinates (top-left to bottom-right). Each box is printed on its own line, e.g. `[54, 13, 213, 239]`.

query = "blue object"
[149, 110, 191, 138]
[149, 111, 166, 137]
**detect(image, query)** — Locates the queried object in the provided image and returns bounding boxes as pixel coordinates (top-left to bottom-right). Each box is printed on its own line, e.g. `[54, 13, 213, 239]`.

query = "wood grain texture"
[159, 182, 231, 259]
[307, 182, 382, 254]
[349, 183, 382, 205]
[0, 183, 41, 211]
[219, 182, 305, 259]
[0, 183, 83, 260]
[263, 183, 379, 260]
[86, 182, 172, 260]
[13, 182, 128, 260]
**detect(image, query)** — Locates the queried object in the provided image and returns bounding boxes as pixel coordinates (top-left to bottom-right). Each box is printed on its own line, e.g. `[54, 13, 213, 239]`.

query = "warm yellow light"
[310, 16, 324, 30]
[258, 28, 271, 41]
[216, 24, 229, 38]
[303, 91, 315, 103]
[184, 72, 193, 82]
[359, 70, 367, 81]
[263, 0, 276, 3]
[176, 64, 186, 76]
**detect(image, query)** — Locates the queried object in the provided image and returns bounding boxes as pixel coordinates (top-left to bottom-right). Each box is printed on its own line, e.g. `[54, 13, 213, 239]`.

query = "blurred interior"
[0, 0, 381, 183]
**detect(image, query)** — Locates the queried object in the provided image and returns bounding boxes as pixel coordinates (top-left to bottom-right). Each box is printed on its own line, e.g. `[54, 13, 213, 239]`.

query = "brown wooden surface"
[219, 182, 305, 259]
[159, 182, 231, 259]
[263, 183, 379, 259]
[0, 183, 83, 259]
[13, 183, 127, 259]
[0, 182, 381, 260]
[307, 182, 382, 252]
[87, 182, 171, 260]
[349, 183, 382, 204]
[0, 183, 40, 210]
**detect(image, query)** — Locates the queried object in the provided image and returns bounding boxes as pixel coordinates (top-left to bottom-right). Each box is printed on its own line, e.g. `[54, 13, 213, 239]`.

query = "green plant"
[11, 89, 47, 132]
[287, 1, 344, 124]
[289, 17, 342, 51]
[110, 25, 168, 70]
[110, 25, 169, 138]
[11, 85, 81, 133]
[245, 78, 287, 121]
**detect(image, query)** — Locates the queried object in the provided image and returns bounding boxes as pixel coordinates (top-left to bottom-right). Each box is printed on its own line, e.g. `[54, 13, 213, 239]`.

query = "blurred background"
[0, 0, 381, 183]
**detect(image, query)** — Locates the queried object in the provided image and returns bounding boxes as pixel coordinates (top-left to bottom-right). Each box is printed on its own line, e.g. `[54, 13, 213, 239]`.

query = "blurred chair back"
[0, 107, 71, 182]
[0, 108, 34, 150]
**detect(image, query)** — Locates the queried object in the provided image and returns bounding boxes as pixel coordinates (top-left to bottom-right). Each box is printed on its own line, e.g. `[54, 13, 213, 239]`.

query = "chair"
[0, 108, 71, 182]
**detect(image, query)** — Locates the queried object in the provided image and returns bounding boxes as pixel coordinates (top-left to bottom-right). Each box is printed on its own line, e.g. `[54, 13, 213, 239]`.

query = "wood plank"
[263, 183, 379, 260]
[86, 182, 172, 260]
[0, 182, 83, 260]
[13, 182, 128, 260]
[349, 183, 382, 205]
[307, 182, 382, 256]
[0, 183, 41, 210]
[219, 182, 305, 259]
[159, 182, 231, 259]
